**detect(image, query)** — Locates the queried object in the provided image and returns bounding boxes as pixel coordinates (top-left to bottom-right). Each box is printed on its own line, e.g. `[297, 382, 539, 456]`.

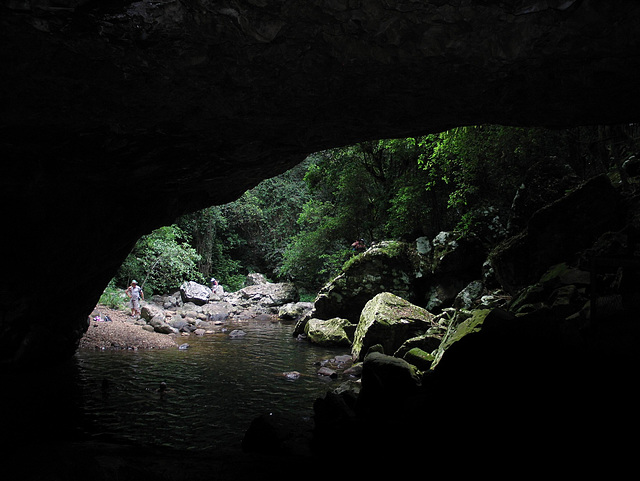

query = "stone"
[305, 318, 354, 347]
[317, 367, 337, 378]
[489, 175, 625, 293]
[394, 333, 443, 360]
[355, 351, 422, 419]
[277, 302, 314, 321]
[226, 282, 299, 308]
[246, 273, 268, 285]
[314, 241, 426, 323]
[402, 347, 434, 371]
[351, 292, 435, 361]
[180, 281, 212, 306]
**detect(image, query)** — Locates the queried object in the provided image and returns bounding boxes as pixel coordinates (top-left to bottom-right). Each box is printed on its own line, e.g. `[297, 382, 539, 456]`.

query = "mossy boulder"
[430, 308, 495, 370]
[403, 347, 434, 371]
[304, 317, 355, 347]
[313, 241, 426, 323]
[351, 292, 435, 361]
[509, 262, 590, 320]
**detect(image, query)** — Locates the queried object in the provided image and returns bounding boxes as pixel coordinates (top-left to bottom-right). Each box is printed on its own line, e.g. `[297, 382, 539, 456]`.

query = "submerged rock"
[229, 329, 247, 338]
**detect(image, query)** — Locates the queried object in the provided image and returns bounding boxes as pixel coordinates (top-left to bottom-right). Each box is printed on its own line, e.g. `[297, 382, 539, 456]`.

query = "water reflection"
[74, 319, 347, 451]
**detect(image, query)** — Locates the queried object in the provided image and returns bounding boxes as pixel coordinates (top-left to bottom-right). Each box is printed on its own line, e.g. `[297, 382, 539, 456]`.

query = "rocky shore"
[79, 306, 177, 350]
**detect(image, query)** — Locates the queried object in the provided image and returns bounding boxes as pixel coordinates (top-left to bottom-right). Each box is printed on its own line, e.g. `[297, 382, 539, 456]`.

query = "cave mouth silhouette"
[1, 10, 640, 470]
[2, 2, 640, 475]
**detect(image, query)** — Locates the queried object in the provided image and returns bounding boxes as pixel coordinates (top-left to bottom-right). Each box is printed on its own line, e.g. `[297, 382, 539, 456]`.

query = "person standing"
[126, 280, 144, 317]
[211, 277, 223, 295]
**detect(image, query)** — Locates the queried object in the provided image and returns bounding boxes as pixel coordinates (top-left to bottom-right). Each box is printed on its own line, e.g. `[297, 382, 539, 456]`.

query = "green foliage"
[99, 280, 128, 310]
[111, 124, 635, 297]
[115, 225, 203, 296]
[420, 125, 570, 236]
[178, 207, 245, 292]
[177, 159, 312, 291]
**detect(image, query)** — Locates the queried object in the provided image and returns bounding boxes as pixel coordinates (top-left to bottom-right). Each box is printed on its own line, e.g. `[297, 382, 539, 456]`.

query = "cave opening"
[3, 0, 640, 477]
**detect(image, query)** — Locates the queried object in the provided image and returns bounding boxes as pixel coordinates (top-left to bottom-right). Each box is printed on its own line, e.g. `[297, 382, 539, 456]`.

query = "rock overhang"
[2, 0, 640, 365]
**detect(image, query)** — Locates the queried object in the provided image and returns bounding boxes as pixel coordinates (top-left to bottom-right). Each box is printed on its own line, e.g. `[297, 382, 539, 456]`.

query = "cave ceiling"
[1, 0, 640, 364]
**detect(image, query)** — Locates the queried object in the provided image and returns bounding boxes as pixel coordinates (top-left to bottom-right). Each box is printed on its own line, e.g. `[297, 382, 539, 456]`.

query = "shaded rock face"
[3, 1, 640, 365]
[490, 174, 625, 293]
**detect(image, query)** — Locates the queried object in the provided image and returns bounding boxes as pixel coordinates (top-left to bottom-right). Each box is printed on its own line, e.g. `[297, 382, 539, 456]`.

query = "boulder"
[508, 262, 590, 321]
[140, 304, 164, 323]
[278, 302, 314, 321]
[179, 281, 212, 306]
[148, 316, 178, 335]
[425, 232, 487, 311]
[226, 282, 298, 309]
[304, 318, 355, 347]
[453, 279, 485, 310]
[314, 240, 428, 323]
[202, 301, 236, 323]
[246, 273, 269, 286]
[430, 308, 500, 371]
[402, 348, 434, 371]
[139, 304, 177, 334]
[394, 333, 443, 360]
[354, 351, 422, 419]
[489, 174, 624, 294]
[351, 292, 435, 361]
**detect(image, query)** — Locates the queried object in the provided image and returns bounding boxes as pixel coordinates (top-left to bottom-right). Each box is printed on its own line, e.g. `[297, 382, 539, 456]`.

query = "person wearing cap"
[125, 280, 144, 317]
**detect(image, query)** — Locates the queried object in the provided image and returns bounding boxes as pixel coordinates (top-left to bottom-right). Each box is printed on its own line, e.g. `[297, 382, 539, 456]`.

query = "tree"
[115, 225, 203, 296]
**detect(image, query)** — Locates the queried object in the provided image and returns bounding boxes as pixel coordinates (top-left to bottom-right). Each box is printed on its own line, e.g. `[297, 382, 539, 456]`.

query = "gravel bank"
[79, 305, 177, 350]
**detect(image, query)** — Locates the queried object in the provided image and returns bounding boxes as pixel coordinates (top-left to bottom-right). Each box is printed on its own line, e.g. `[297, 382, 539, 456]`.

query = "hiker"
[211, 277, 223, 295]
[125, 280, 144, 317]
[351, 238, 366, 253]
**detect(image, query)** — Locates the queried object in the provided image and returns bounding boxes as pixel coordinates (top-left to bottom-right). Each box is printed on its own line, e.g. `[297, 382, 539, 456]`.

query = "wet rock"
[317, 367, 337, 378]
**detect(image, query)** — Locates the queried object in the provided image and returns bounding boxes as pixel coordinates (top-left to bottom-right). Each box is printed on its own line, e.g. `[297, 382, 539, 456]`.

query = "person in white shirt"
[125, 280, 144, 317]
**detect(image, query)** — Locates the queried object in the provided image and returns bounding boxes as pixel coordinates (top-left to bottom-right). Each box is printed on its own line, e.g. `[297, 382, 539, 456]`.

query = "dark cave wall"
[2, 0, 640, 365]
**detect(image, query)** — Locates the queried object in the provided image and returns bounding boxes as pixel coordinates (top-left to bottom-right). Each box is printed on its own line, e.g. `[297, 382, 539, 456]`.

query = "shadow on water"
[2, 319, 348, 457]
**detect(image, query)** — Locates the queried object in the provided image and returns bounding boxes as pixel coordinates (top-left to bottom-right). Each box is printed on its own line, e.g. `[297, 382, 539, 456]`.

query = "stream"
[4, 319, 349, 454]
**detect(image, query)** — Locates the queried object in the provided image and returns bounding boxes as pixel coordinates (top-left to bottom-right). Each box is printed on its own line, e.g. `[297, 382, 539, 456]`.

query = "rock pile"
[140, 275, 312, 336]
[277, 174, 640, 460]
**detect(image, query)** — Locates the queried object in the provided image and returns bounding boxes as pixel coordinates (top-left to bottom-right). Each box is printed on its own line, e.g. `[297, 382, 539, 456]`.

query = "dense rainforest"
[110, 124, 639, 300]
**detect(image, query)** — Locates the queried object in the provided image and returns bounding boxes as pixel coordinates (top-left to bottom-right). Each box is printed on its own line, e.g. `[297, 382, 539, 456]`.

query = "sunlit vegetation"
[113, 124, 639, 296]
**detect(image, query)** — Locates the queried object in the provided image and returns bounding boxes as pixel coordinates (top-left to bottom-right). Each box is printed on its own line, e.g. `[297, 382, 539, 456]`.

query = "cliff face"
[2, 0, 640, 365]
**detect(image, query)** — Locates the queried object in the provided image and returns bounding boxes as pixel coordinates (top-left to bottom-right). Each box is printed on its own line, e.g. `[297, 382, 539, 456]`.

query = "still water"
[72, 319, 348, 452]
